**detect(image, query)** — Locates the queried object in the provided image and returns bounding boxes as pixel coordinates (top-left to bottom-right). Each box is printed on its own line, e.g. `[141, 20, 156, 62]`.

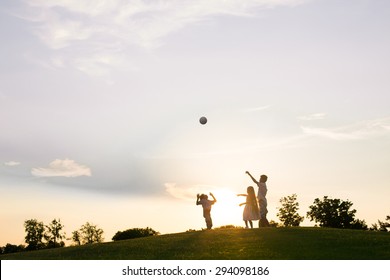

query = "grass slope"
[1, 227, 390, 260]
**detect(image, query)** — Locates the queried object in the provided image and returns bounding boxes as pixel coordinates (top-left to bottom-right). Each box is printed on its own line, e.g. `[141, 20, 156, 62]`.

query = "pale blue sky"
[1, 0, 390, 246]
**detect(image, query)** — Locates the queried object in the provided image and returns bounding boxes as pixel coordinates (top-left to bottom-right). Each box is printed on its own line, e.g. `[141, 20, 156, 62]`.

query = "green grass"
[1, 227, 389, 260]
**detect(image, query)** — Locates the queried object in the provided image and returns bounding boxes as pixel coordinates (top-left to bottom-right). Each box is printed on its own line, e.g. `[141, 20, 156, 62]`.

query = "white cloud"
[19, 0, 309, 75]
[243, 105, 271, 112]
[301, 117, 390, 141]
[72, 53, 123, 78]
[300, 126, 360, 140]
[298, 113, 327, 121]
[31, 159, 92, 177]
[35, 18, 97, 49]
[4, 161, 21, 166]
[27, 0, 119, 17]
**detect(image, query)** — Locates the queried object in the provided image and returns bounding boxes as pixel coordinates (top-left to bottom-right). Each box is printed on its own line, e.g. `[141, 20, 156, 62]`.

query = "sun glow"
[211, 189, 244, 227]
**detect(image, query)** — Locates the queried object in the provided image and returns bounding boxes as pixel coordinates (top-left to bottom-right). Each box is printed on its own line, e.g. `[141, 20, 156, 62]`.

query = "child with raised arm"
[237, 186, 260, 228]
[196, 192, 217, 229]
[246, 171, 270, 227]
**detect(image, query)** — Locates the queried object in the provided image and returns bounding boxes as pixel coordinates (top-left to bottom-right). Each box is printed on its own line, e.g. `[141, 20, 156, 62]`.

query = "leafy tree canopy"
[306, 196, 361, 229]
[24, 219, 45, 250]
[277, 194, 304, 227]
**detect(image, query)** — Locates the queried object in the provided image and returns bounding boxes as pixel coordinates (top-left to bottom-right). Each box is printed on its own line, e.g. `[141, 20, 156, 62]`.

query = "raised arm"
[196, 194, 201, 205]
[209, 192, 217, 203]
[246, 171, 258, 184]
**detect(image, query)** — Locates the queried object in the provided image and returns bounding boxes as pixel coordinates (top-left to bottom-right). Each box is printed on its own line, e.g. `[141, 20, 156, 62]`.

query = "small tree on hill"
[306, 196, 360, 229]
[277, 194, 304, 227]
[78, 222, 104, 244]
[71, 230, 81, 245]
[24, 219, 46, 250]
[372, 215, 390, 232]
[45, 219, 66, 248]
[380, 215, 390, 231]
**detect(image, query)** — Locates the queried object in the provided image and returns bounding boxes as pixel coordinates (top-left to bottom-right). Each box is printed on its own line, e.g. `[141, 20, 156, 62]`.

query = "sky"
[1, 0, 390, 247]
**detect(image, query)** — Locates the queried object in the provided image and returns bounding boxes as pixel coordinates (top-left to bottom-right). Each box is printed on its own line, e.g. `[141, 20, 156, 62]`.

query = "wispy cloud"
[243, 105, 271, 113]
[165, 183, 219, 201]
[301, 126, 360, 140]
[73, 53, 123, 78]
[25, 0, 308, 48]
[301, 117, 390, 141]
[297, 113, 327, 121]
[4, 161, 21, 166]
[31, 159, 92, 177]
[16, 0, 309, 76]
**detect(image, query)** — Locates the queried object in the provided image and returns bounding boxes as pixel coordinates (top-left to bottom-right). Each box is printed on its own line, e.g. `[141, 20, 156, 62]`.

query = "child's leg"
[244, 220, 249, 228]
[249, 220, 253, 228]
[206, 217, 213, 229]
[204, 209, 213, 229]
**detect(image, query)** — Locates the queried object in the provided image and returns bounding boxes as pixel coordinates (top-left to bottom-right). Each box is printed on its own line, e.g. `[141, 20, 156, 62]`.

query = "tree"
[24, 219, 45, 250]
[349, 219, 368, 230]
[72, 230, 81, 246]
[370, 215, 390, 231]
[1, 243, 25, 254]
[112, 227, 159, 241]
[376, 215, 390, 232]
[276, 194, 304, 226]
[45, 219, 66, 248]
[306, 196, 357, 228]
[78, 222, 104, 244]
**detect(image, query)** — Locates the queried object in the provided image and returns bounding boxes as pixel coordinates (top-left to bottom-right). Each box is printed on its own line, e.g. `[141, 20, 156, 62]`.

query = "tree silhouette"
[45, 219, 66, 248]
[375, 215, 390, 232]
[24, 219, 45, 250]
[72, 230, 81, 246]
[277, 194, 304, 226]
[76, 222, 104, 245]
[1, 243, 25, 254]
[306, 196, 358, 228]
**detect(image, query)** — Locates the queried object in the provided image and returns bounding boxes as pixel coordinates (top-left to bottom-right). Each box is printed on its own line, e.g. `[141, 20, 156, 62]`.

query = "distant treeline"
[1, 195, 389, 255]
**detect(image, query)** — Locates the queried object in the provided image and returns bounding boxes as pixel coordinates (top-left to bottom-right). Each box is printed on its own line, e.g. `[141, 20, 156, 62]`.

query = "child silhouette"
[246, 171, 270, 227]
[238, 186, 260, 228]
[196, 192, 217, 229]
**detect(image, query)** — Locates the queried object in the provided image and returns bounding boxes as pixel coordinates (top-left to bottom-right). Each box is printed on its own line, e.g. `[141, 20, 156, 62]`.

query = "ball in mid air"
[199, 116, 207, 125]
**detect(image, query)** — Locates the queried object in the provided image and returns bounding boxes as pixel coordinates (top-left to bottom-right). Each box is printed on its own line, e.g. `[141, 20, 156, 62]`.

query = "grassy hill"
[1, 227, 390, 260]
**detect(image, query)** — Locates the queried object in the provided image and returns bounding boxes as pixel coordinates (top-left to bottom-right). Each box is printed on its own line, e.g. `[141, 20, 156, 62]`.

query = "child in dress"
[196, 192, 217, 229]
[238, 186, 260, 228]
[246, 171, 269, 227]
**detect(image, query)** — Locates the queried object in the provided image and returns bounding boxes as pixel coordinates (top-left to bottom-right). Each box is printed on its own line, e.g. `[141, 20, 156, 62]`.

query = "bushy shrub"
[214, 225, 244, 229]
[112, 227, 159, 241]
[1, 243, 25, 254]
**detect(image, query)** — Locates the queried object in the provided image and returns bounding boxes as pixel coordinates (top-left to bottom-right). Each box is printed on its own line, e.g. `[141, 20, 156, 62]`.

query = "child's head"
[199, 194, 208, 200]
[247, 186, 255, 196]
[260, 175, 268, 183]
